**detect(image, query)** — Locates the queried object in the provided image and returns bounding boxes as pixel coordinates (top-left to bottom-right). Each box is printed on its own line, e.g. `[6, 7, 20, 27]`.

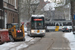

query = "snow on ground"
[0, 33, 34, 50]
[0, 42, 16, 50]
[16, 43, 28, 50]
[25, 33, 34, 42]
[64, 32, 75, 50]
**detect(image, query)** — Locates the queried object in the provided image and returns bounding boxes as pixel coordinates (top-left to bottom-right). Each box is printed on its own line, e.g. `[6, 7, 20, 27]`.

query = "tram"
[27, 15, 45, 36]
[45, 20, 72, 32]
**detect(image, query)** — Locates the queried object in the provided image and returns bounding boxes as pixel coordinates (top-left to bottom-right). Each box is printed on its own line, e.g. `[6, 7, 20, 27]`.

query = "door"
[55, 26, 59, 31]
[55, 23, 59, 31]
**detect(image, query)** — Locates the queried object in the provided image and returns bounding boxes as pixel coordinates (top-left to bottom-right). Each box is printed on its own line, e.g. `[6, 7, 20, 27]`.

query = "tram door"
[55, 23, 59, 31]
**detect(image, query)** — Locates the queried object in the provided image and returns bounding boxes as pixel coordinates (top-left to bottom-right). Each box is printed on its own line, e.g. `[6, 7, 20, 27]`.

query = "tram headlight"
[42, 30, 45, 33]
[31, 30, 35, 33]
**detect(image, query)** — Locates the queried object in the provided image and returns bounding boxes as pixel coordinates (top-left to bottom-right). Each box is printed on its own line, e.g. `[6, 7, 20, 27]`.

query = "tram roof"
[31, 15, 44, 17]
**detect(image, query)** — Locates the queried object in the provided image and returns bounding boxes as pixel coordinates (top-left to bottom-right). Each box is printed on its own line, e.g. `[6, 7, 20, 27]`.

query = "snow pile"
[25, 33, 28, 36]
[24, 27, 27, 31]
[0, 42, 28, 50]
[0, 42, 16, 50]
[43, 1, 65, 11]
[64, 32, 75, 50]
[43, 2, 56, 11]
[0, 33, 34, 50]
[16, 43, 28, 50]
[25, 33, 33, 42]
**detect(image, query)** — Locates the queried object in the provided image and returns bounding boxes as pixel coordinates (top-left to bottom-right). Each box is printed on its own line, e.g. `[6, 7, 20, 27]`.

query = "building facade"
[0, 0, 4, 29]
[3, 0, 18, 28]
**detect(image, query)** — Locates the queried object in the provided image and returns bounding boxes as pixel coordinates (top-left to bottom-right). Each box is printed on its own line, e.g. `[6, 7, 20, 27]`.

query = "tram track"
[21, 37, 43, 50]
[19, 32, 70, 50]
[8, 37, 42, 50]
[47, 38, 55, 50]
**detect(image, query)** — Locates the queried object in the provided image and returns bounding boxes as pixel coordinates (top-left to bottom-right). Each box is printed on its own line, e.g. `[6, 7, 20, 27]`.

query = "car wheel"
[9, 35, 14, 42]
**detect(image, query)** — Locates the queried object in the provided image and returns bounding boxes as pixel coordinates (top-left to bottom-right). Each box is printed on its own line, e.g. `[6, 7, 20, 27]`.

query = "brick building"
[2, 0, 19, 28]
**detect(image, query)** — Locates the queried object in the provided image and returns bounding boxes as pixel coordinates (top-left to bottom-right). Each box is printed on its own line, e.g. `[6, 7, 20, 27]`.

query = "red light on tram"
[34, 19, 42, 21]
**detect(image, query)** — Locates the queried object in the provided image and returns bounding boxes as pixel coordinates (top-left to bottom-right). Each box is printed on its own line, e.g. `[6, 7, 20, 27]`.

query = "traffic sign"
[74, 15, 75, 20]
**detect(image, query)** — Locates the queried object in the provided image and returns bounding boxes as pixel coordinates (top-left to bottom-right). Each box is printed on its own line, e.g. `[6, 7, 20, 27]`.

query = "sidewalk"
[64, 32, 75, 50]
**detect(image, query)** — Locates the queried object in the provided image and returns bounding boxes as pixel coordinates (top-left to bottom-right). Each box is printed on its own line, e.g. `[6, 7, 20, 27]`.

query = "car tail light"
[66, 28, 68, 30]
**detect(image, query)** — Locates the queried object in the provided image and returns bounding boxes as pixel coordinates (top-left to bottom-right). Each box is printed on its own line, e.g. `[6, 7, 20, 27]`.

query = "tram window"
[63, 22, 66, 26]
[53, 23, 55, 26]
[45, 23, 55, 26]
[67, 22, 72, 26]
[50, 23, 52, 26]
[45, 23, 50, 26]
[56, 23, 59, 26]
[47, 23, 49, 26]
[63, 22, 72, 26]
[60, 24, 62, 26]
[48, 23, 51, 26]
[49, 23, 54, 26]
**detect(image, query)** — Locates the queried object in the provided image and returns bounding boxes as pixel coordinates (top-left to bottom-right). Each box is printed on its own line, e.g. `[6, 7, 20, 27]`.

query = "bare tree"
[70, 0, 75, 34]
[18, 0, 39, 25]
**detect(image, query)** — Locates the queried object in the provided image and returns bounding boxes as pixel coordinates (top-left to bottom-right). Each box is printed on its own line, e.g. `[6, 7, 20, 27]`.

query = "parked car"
[62, 26, 72, 32]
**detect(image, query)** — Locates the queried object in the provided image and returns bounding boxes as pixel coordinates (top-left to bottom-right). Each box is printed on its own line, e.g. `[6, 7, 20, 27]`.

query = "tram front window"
[31, 21, 44, 29]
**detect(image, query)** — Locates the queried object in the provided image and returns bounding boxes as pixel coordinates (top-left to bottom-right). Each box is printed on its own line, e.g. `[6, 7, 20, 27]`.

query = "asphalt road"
[23, 32, 70, 50]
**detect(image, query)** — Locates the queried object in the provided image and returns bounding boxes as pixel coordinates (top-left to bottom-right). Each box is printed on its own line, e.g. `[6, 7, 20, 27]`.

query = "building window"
[13, 17, 14, 23]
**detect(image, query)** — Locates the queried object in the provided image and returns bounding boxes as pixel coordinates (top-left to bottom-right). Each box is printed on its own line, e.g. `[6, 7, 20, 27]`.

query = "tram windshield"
[31, 17, 44, 29]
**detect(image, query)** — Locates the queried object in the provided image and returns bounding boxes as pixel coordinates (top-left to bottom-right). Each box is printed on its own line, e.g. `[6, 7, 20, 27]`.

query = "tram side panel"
[45, 23, 62, 32]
